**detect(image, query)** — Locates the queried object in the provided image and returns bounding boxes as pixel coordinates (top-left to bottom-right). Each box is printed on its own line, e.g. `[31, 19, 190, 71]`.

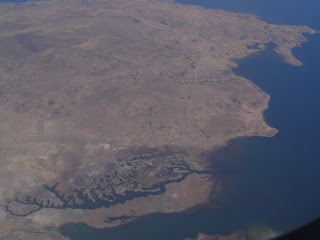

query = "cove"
[59, 24, 320, 240]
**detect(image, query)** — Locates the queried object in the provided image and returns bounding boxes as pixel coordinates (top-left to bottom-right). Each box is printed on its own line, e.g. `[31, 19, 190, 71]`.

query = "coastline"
[0, 0, 318, 239]
[59, 32, 320, 240]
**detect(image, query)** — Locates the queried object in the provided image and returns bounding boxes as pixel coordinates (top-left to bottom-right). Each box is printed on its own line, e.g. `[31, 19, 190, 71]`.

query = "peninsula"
[0, 0, 316, 239]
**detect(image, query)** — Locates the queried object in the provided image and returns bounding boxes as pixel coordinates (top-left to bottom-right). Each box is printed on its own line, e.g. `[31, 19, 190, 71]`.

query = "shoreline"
[0, 0, 317, 239]
[58, 32, 319, 239]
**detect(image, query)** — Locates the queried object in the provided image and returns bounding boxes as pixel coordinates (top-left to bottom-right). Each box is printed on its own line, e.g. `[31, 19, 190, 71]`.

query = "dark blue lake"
[59, 38, 320, 240]
[6, 0, 317, 239]
[177, 0, 320, 29]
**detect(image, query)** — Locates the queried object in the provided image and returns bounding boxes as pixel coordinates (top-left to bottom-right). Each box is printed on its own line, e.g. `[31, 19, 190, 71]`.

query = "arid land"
[0, 0, 317, 239]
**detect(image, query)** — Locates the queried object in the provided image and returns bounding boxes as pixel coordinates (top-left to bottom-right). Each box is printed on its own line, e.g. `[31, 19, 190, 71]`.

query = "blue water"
[59, 34, 320, 240]
[177, 0, 320, 29]
[3, 0, 319, 238]
[60, 0, 320, 239]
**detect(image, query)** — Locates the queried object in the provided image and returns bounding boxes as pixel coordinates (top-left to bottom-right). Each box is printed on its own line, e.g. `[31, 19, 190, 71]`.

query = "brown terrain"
[0, 0, 317, 239]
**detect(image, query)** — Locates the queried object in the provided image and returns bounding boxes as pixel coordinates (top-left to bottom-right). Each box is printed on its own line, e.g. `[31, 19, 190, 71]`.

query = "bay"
[2, 0, 318, 238]
[59, 33, 320, 239]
